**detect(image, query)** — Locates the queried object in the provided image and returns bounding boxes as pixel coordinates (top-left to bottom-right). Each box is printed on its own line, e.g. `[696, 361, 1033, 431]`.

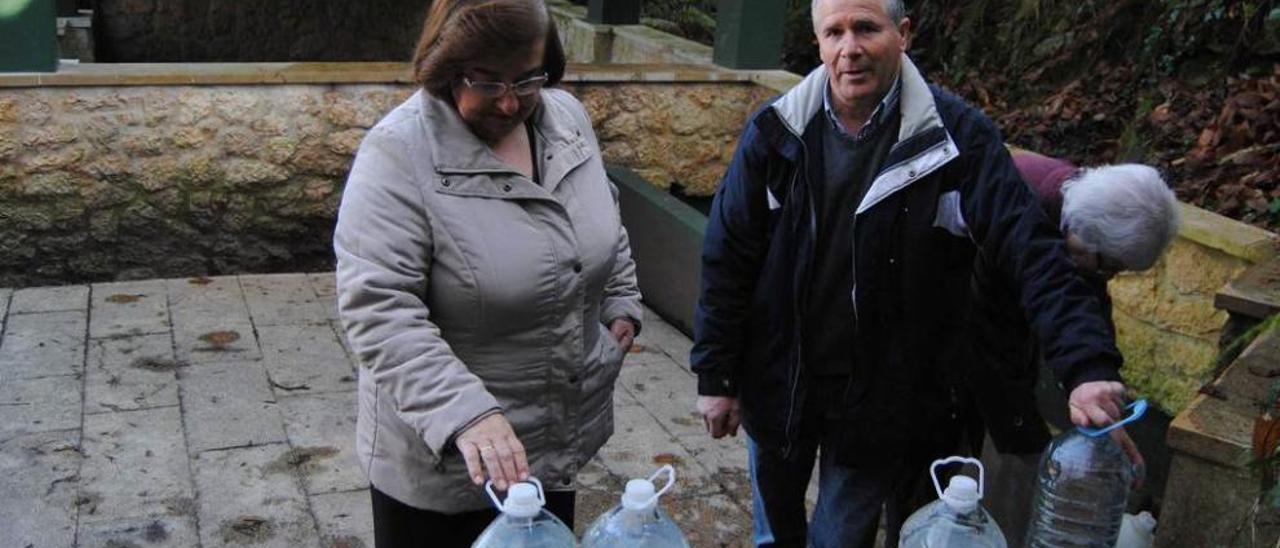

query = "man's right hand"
[697, 395, 741, 439]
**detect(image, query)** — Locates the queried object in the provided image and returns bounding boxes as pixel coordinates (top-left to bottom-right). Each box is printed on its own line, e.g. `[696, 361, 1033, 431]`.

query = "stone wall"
[1111, 205, 1278, 413]
[0, 72, 768, 287]
[94, 0, 425, 62]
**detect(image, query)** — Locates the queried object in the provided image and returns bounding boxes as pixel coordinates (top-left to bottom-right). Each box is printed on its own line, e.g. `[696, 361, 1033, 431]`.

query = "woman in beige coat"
[333, 1, 641, 545]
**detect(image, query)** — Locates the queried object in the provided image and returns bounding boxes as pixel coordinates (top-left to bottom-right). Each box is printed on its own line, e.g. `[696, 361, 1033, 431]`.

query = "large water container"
[472, 477, 576, 548]
[582, 465, 690, 548]
[1026, 399, 1148, 548]
[899, 456, 1008, 548]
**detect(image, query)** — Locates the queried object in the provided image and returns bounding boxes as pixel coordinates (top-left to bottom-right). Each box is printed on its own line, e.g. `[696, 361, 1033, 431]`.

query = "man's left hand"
[609, 318, 636, 353]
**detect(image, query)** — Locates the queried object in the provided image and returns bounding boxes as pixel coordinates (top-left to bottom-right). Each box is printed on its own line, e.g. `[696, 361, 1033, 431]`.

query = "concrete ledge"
[0, 62, 756, 88]
[609, 163, 705, 337]
[1179, 202, 1280, 265]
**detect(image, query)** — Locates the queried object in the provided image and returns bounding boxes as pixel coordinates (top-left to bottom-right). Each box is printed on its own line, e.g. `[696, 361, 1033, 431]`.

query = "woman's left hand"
[609, 318, 636, 353]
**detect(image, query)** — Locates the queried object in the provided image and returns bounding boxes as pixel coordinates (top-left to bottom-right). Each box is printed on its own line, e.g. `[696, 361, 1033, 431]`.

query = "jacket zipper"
[783, 140, 816, 459]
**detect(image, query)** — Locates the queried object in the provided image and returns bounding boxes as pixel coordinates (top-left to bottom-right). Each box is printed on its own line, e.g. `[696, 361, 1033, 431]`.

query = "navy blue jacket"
[690, 57, 1123, 464]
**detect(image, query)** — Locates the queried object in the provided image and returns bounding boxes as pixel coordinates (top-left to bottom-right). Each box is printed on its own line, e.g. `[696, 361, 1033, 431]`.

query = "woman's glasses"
[462, 73, 549, 98]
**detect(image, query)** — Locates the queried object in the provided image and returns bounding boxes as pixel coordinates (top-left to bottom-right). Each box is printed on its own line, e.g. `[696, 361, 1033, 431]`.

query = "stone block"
[259, 324, 356, 396]
[0, 430, 81, 548]
[26, 145, 90, 174]
[223, 158, 291, 187]
[1164, 238, 1251, 296]
[0, 310, 87, 380]
[180, 360, 287, 454]
[11, 284, 88, 314]
[1155, 453, 1272, 547]
[90, 280, 171, 338]
[278, 391, 366, 495]
[79, 406, 193, 524]
[78, 516, 200, 548]
[192, 444, 320, 548]
[85, 334, 180, 415]
[323, 93, 380, 128]
[1151, 290, 1228, 338]
[326, 128, 367, 156]
[170, 125, 208, 149]
[1108, 266, 1160, 319]
[166, 275, 249, 322]
[241, 273, 329, 327]
[0, 375, 82, 438]
[310, 489, 374, 548]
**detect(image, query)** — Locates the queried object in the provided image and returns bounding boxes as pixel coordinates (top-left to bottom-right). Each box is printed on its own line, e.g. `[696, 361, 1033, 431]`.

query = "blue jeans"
[747, 430, 927, 548]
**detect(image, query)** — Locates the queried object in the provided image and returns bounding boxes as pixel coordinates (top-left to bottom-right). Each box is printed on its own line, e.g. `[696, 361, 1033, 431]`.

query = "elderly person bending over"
[964, 148, 1181, 546]
[333, 1, 641, 546]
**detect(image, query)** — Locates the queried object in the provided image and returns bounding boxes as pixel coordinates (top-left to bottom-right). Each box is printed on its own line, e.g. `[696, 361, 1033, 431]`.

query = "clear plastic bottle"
[472, 477, 576, 548]
[1026, 399, 1148, 548]
[1114, 511, 1156, 548]
[582, 465, 690, 548]
[899, 456, 1008, 548]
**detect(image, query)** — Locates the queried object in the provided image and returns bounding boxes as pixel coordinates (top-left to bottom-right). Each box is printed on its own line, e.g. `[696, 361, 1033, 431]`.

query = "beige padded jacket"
[334, 88, 642, 512]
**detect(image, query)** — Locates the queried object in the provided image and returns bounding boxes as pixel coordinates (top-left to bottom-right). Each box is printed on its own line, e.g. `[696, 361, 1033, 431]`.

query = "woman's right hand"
[454, 413, 528, 490]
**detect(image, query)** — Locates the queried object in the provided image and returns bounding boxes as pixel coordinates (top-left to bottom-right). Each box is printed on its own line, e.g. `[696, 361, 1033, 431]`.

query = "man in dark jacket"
[968, 148, 1179, 546]
[691, 0, 1134, 546]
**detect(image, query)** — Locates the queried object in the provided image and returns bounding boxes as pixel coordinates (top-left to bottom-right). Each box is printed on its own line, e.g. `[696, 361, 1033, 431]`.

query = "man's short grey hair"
[1061, 164, 1181, 271]
[811, 0, 906, 28]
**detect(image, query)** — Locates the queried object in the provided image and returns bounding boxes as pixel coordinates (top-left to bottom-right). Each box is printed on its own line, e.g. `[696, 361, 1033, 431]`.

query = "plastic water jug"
[1114, 511, 1156, 548]
[472, 477, 576, 548]
[899, 456, 1008, 548]
[582, 465, 690, 548]
[1026, 399, 1148, 548]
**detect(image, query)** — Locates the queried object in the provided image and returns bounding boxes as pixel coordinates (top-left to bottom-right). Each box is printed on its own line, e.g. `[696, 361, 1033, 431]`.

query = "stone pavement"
[0, 273, 794, 548]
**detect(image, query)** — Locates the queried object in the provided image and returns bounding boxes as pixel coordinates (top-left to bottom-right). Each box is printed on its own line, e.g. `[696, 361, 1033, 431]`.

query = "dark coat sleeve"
[957, 112, 1123, 392]
[690, 117, 773, 397]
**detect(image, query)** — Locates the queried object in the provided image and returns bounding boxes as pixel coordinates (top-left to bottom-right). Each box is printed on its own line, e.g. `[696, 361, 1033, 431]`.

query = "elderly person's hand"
[455, 413, 528, 490]
[609, 318, 636, 353]
[697, 395, 741, 439]
[1069, 380, 1145, 486]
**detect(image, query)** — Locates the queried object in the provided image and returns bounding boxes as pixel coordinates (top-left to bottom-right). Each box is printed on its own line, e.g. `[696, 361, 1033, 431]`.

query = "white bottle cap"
[622, 478, 657, 511]
[941, 476, 981, 513]
[1135, 511, 1157, 532]
[503, 482, 543, 518]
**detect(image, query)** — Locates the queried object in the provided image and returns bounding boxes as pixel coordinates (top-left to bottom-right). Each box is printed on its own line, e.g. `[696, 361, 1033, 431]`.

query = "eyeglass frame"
[461, 72, 550, 98]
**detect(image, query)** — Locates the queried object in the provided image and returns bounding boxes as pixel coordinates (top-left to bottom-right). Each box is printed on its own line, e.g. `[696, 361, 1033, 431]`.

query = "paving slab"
[634, 315, 693, 368]
[85, 334, 180, 414]
[308, 272, 340, 322]
[79, 406, 193, 525]
[0, 375, 82, 438]
[180, 360, 287, 454]
[310, 489, 374, 548]
[165, 275, 251, 325]
[10, 284, 89, 314]
[0, 430, 82, 548]
[174, 319, 262, 364]
[0, 310, 87, 380]
[278, 390, 367, 495]
[242, 273, 330, 327]
[259, 324, 358, 396]
[89, 280, 171, 338]
[192, 443, 320, 548]
[77, 515, 200, 548]
[597, 401, 720, 497]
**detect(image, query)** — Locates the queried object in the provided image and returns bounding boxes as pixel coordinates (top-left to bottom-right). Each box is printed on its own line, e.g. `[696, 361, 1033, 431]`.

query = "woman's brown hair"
[412, 0, 566, 100]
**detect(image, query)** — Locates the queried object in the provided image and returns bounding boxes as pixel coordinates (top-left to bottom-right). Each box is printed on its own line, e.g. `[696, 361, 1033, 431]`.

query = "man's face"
[1066, 233, 1125, 281]
[814, 0, 910, 116]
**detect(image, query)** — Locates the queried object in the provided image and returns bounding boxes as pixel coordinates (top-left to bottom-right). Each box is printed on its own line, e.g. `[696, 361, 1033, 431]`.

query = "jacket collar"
[418, 89, 593, 197]
[765, 54, 960, 215]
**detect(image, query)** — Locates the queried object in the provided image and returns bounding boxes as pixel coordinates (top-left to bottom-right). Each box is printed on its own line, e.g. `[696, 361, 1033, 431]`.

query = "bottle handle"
[929, 456, 983, 500]
[1076, 399, 1148, 438]
[643, 464, 677, 507]
[484, 477, 545, 511]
